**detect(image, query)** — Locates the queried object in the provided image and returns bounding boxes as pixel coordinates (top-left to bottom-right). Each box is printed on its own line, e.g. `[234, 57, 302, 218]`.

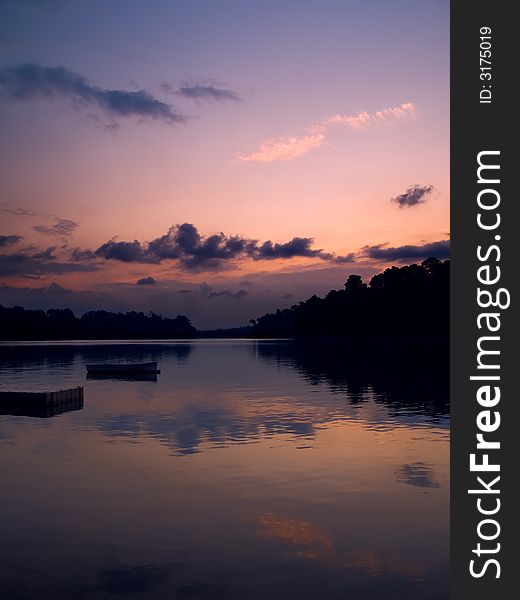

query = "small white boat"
[85, 361, 159, 374]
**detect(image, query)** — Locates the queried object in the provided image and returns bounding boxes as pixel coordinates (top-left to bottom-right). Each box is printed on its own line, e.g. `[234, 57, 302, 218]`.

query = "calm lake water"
[0, 340, 449, 600]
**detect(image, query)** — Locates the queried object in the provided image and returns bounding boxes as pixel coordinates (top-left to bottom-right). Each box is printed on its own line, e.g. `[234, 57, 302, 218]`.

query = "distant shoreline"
[0, 334, 448, 346]
[1, 259, 449, 342]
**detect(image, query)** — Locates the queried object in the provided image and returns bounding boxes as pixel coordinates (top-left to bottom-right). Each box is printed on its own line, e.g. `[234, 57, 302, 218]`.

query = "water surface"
[0, 340, 449, 599]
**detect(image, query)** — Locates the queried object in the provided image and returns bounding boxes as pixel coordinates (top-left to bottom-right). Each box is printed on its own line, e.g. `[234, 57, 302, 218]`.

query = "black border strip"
[451, 1, 516, 596]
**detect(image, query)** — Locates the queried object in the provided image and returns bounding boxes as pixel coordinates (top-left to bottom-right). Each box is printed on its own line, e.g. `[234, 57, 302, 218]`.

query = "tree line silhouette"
[245, 257, 449, 338]
[0, 307, 197, 340]
[0, 258, 448, 339]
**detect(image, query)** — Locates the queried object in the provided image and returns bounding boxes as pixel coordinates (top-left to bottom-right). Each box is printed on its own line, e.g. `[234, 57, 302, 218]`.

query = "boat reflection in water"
[87, 371, 158, 382]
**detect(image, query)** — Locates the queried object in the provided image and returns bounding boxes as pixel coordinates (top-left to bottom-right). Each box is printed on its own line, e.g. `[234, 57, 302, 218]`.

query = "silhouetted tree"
[0, 306, 197, 340]
[249, 258, 449, 338]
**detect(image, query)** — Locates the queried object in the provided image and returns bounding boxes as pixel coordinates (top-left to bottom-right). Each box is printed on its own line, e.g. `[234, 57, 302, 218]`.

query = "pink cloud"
[236, 133, 325, 163]
[327, 102, 417, 129]
[237, 102, 418, 163]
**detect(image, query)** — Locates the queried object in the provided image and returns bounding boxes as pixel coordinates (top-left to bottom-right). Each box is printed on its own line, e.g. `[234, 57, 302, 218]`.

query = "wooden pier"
[0, 386, 84, 418]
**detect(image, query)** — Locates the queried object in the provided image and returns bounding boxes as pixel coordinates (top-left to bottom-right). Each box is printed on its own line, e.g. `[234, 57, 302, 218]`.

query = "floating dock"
[0, 386, 84, 418]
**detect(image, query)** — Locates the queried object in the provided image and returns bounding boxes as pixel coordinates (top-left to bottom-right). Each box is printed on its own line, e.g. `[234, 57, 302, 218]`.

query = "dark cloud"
[148, 223, 257, 271]
[31, 246, 56, 260]
[198, 281, 247, 300]
[70, 247, 98, 261]
[95, 239, 156, 263]
[255, 237, 321, 260]
[178, 289, 192, 294]
[255, 239, 355, 264]
[34, 218, 79, 237]
[177, 82, 241, 102]
[364, 240, 450, 262]
[91, 223, 357, 272]
[0, 234, 22, 247]
[208, 289, 248, 300]
[0, 63, 186, 125]
[0, 247, 99, 278]
[146, 227, 185, 260]
[391, 184, 433, 208]
[0, 206, 36, 216]
[136, 276, 156, 286]
[326, 252, 356, 264]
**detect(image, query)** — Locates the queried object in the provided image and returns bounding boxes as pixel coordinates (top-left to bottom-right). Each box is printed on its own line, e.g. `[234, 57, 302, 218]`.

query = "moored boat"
[85, 361, 159, 374]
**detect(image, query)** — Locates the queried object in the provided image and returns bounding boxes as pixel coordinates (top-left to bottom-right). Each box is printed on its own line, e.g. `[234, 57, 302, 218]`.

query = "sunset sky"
[0, 0, 449, 328]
